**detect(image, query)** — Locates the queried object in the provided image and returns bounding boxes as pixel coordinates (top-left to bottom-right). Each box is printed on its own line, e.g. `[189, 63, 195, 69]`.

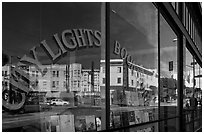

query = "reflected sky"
[160, 14, 177, 78]
[3, 2, 177, 71]
[110, 3, 158, 70]
[3, 2, 102, 69]
[109, 2, 177, 77]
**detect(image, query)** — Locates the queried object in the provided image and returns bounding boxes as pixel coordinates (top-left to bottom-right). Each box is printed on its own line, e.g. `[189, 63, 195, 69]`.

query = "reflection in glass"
[183, 48, 202, 131]
[109, 3, 158, 131]
[183, 48, 194, 109]
[2, 3, 105, 132]
[159, 118, 179, 132]
[160, 14, 178, 121]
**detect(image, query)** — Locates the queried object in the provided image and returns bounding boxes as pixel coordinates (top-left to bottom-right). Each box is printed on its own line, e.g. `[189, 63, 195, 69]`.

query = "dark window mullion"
[158, 5, 161, 132]
[105, 2, 110, 131]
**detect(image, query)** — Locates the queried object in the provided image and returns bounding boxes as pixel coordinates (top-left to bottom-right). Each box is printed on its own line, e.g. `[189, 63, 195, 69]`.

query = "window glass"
[184, 48, 194, 109]
[183, 47, 202, 131]
[188, 13, 191, 34]
[2, 2, 105, 132]
[190, 16, 192, 38]
[194, 60, 202, 105]
[160, 14, 178, 119]
[159, 118, 179, 131]
[110, 3, 158, 131]
[183, 3, 186, 27]
[186, 7, 189, 32]
[183, 48, 194, 132]
[117, 67, 121, 73]
[171, 2, 176, 9]
[195, 29, 202, 54]
[117, 77, 121, 84]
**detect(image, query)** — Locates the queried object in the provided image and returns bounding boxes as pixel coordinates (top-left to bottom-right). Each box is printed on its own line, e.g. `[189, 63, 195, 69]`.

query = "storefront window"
[159, 118, 179, 131]
[2, 3, 105, 132]
[109, 3, 158, 131]
[193, 59, 202, 131]
[2, 2, 202, 132]
[184, 48, 194, 108]
[195, 29, 202, 54]
[183, 46, 202, 131]
[183, 47, 194, 131]
[160, 13, 178, 121]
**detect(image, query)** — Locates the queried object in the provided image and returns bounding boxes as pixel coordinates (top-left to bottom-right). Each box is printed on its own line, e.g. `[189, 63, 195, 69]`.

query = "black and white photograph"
[2, 1, 202, 132]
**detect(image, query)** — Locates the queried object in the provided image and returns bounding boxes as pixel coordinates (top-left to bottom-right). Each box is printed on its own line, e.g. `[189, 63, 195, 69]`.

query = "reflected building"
[2, 63, 101, 98]
[100, 59, 158, 106]
[2, 65, 10, 92]
[81, 69, 100, 96]
[3, 59, 158, 102]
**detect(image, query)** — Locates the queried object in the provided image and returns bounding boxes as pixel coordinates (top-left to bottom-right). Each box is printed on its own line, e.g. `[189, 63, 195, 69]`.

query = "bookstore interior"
[2, 2, 202, 132]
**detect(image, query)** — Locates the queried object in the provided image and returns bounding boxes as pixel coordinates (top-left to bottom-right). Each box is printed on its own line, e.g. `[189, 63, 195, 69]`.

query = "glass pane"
[190, 17, 193, 39]
[160, 14, 178, 119]
[184, 48, 202, 131]
[109, 2, 158, 130]
[194, 62, 202, 131]
[171, 2, 176, 9]
[186, 7, 189, 32]
[194, 61, 202, 108]
[159, 118, 179, 132]
[175, 2, 179, 15]
[183, 3, 186, 26]
[128, 122, 158, 132]
[188, 13, 191, 34]
[184, 48, 194, 108]
[183, 47, 194, 132]
[2, 2, 105, 132]
[195, 29, 202, 54]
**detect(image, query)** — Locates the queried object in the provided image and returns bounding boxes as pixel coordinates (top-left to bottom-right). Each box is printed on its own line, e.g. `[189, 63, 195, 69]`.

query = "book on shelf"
[96, 117, 102, 131]
[144, 112, 149, 122]
[113, 111, 122, 128]
[44, 116, 51, 132]
[50, 115, 60, 132]
[85, 115, 96, 131]
[121, 111, 129, 127]
[75, 115, 96, 132]
[59, 114, 75, 132]
[128, 111, 136, 125]
[74, 116, 87, 132]
[134, 110, 141, 124]
[139, 110, 145, 123]
[149, 111, 154, 121]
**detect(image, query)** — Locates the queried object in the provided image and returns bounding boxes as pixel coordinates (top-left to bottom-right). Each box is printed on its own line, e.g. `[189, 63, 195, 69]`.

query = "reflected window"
[56, 71, 59, 77]
[52, 81, 56, 88]
[117, 67, 122, 73]
[102, 78, 105, 84]
[52, 71, 56, 77]
[117, 77, 121, 84]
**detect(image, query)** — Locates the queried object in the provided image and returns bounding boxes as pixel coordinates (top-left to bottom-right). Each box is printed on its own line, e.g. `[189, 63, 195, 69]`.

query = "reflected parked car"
[50, 99, 69, 105]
